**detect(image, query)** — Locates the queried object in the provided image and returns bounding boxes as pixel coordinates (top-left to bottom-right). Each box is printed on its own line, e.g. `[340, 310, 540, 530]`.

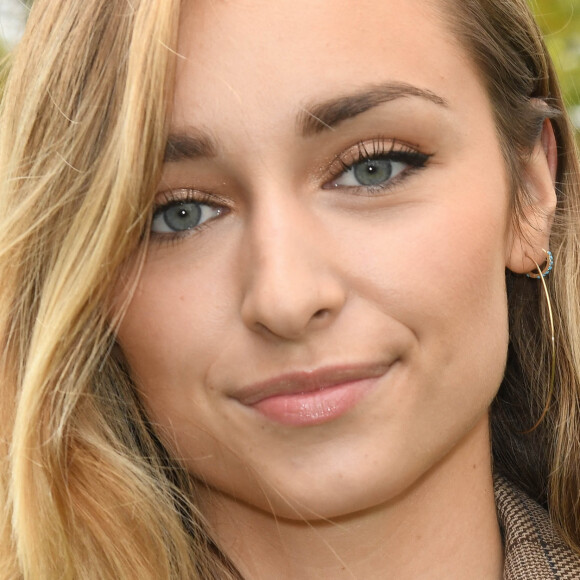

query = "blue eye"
[333, 158, 407, 188]
[151, 199, 223, 234]
[326, 139, 431, 191]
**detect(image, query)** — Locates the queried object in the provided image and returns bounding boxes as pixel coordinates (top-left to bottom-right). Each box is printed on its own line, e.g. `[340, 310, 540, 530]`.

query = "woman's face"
[117, 0, 528, 519]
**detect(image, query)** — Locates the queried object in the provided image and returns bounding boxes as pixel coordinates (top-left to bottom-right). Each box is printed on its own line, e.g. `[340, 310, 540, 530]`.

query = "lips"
[231, 362, 391, 426]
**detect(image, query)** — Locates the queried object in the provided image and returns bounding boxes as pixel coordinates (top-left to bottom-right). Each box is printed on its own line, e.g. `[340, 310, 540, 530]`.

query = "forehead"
[173, 0, 482, 137]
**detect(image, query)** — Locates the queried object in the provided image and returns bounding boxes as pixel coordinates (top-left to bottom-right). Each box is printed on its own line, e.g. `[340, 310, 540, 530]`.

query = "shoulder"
[494, 474, 580, 580]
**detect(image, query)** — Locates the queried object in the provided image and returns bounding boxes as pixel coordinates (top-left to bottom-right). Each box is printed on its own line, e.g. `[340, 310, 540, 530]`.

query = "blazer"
[495, 475, 580, 579]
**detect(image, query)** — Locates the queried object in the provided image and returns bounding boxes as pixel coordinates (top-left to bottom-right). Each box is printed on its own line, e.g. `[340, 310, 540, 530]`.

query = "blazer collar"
[495, 474, 580, 579]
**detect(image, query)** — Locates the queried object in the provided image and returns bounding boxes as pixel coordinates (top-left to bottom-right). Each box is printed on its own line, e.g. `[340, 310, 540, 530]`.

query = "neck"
[201, 416, 503, 580]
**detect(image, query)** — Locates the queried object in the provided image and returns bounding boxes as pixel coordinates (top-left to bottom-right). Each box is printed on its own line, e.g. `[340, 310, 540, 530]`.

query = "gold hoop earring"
[526, 249, 554, 279]
[524, 249, 556, 432]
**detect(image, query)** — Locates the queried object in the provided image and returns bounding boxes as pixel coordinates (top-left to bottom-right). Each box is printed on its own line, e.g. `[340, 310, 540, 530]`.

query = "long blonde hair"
[0, 0, 579, 578]
[0, 1, 237, 578]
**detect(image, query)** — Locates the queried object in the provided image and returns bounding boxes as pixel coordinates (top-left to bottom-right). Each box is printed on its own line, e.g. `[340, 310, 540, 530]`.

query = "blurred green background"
[531, 0, 580, 139]
[0, 0, 579, 137]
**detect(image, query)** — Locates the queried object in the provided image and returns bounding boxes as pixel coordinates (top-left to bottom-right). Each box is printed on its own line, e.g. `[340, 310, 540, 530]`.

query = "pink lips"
[232, 363, 390, 426]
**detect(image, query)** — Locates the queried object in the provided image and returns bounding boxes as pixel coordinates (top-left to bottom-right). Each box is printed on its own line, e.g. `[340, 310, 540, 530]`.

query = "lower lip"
[250, 378, 379, 426]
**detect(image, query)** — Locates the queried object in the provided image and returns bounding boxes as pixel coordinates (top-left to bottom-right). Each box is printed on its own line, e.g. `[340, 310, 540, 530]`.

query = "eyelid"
[153, 187, 229, 211]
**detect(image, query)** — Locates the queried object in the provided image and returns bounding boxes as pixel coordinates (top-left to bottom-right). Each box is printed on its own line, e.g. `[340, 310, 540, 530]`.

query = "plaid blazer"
[495, 475, 580, 579]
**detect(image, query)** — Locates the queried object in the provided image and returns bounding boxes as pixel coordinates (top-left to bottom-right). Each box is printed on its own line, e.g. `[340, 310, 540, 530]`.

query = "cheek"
[344, 192, 509, 314]
[339, 188, 511, 395]
[116, 281, 230, 460]
[116, 247, 236, 387]
[409, 202, 511, 404]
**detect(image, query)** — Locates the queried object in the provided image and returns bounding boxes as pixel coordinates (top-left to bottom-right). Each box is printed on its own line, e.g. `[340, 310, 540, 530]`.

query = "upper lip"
[231, 362, 391, 406]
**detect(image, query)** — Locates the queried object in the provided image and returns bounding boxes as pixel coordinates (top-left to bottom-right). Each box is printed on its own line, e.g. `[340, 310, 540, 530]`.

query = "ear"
[506, 119, 558, 275]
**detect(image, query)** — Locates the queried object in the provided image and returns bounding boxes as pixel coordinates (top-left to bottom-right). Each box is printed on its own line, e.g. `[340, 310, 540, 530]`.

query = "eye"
[151, 193, 226, 234]
[325, 139, 431, 192]
[332, 158, 407, 188]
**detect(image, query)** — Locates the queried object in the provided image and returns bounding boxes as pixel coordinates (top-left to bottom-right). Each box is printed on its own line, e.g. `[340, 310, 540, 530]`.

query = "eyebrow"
[297, 82, 448, 136]
[163, 82, 448, 162]
[163, 132, 217, 163]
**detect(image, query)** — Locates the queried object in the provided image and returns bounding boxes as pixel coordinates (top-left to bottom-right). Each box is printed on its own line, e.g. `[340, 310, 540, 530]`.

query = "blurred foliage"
[530, 0, 580, 138]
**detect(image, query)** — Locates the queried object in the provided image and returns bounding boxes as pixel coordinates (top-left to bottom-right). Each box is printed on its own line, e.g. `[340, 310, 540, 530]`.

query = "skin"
[116, 0, 556, 577]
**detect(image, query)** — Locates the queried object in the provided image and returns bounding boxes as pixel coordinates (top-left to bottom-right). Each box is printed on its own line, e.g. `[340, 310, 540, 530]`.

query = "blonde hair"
[0, 1, 238, 578]
[0, 0, 579, 578]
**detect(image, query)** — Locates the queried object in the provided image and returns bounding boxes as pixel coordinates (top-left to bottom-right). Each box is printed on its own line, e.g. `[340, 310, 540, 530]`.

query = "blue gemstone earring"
[526, 249, 554, 279]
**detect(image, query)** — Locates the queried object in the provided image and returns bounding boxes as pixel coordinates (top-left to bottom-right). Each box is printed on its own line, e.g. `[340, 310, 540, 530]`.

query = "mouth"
[231, 362, 391, 426]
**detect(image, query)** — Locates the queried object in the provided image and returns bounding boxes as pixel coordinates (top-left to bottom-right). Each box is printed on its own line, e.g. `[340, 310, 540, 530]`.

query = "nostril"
[313, 308, 330, 320]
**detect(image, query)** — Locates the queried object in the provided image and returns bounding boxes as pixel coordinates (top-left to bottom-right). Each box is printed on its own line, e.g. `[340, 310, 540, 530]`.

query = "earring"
[524, 248, 556, 432]
[526, 249, 554, 279]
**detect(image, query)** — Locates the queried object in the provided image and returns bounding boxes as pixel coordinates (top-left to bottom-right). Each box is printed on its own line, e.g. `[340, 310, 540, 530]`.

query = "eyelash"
[325, 137, 432, 193]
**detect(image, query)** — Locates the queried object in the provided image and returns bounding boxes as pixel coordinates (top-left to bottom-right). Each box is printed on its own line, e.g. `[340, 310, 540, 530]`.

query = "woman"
[1, 0, 579, 578]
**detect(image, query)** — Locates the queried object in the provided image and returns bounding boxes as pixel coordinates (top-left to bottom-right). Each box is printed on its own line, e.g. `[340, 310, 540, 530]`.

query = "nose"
[240, 197, 346, 340]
